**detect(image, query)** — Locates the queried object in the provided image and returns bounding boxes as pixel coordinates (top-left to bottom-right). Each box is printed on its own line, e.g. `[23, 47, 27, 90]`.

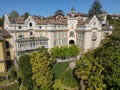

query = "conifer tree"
[19, 54, 33, 90]
[88, 0, 102, 19]
[30, 47, 54, 90]
[9, 10, 19, 18]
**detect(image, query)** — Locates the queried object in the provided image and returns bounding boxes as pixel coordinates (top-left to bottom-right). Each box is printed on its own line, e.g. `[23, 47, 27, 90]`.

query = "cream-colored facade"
[3, 9, 112, 58]
[0, 28, 13, 72]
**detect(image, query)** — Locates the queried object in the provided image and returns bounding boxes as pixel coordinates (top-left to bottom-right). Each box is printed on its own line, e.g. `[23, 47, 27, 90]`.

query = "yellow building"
[0, 27, 13, 72]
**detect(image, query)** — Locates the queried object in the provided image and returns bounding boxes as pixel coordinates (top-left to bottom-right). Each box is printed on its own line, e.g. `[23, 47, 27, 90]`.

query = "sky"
[0, 0, 120, 17]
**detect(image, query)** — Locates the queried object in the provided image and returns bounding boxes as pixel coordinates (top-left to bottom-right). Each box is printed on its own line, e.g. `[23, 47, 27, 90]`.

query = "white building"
[4, 8, 112, 57]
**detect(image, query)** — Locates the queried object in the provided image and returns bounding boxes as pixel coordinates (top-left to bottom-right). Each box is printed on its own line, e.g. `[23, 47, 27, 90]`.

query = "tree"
[19, 54, 33, 90]
[0, 15, 4, 26]
[23, 12, 30, 19]
[69, 45, 80, 57]
[74, 50, 105, 90]
[60, 69, 77, 88]
[88, 0, 102, 19]
[51, 45, 80, 59]
[30, 47, 54, 90]
[94, 28, 120, 89]
[9, 10, 19, 18]
[107, 14, 120, 29]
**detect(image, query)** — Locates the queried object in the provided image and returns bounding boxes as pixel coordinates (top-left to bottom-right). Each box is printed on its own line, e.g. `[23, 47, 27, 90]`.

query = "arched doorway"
[69, 40, 75, 45]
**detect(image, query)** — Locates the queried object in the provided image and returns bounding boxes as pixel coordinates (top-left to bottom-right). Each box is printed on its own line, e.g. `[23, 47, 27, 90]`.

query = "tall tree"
[9, 10, 19, 18]
[23, 12, 30, 19]
[88, 0, 102, 19]
[19, 54, 33, 90]
[30, 47, 54, 90]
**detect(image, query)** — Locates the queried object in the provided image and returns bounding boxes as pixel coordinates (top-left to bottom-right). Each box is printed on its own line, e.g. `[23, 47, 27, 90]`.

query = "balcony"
[16, 37, 48, 51]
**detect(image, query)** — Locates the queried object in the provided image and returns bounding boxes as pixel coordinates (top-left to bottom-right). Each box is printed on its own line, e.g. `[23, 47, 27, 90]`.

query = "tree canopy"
[23, 12, 30, 19]
[0, 16, 4, 26]
[30, 47, 54, 90]
[51, 45, 80, 59]
[94, 28, 120, 89]
[9, 10, 19, 18]
[19, 54, 33, 90]
[74, 26, 120, 90]
[74, 50, 105, 90]
[88, 0, 102, 19]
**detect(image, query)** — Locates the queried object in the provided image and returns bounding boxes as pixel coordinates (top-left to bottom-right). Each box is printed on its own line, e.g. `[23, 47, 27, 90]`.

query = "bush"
[60, 69, 77, 88]
[9, 68, 17, 80]
[52, 62, 69, 79]
[0, 83, 19, 90]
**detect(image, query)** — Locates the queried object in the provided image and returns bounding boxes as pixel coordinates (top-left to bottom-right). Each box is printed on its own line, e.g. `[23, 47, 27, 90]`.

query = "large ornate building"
[3, 8, 112, 58]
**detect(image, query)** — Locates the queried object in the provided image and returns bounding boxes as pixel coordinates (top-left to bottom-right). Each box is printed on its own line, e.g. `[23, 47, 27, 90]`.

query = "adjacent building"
[3, 8, 113, 58]
[0, 27, 13, 72]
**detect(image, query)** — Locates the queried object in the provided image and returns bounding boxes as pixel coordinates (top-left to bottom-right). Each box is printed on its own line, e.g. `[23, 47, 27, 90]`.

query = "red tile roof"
[10, 17, 25, 24]
[0, 28, 11, 37]
[78, 20, 90, 25]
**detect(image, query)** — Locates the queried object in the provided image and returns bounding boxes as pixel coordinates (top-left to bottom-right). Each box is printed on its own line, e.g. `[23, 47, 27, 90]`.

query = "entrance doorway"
[69, 40, 75, 45]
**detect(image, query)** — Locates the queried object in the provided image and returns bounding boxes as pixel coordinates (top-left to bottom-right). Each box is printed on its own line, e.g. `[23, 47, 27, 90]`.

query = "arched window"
[29, 22, 32, 27]
[70, 31, 74, 37]
[92, 32, 97, 41]
[30, 31, 33, 36]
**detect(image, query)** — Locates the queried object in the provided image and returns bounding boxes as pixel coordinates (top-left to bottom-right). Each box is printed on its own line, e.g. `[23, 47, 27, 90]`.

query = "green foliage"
[30, 47, 54, 90]
[19, 54, 33, 90]
[0, 83, 19, 90]
[23, 12, 30, 19]
[9, 10, 19, 18]
[8, 67, 17, 80]
[51, 45, 80, 59]
[94, 29, 120, 89]
[60, 69, 77, 88]
[74, 27, 120, 89]
[88, 0, 102, 19]
[69, 45, 80, 57]
[74, 50, 105, 90]
[52, 62, 69, 79]
[107, 15, 120, 29]
[0, 16, 4, 26]
[52, 79, 66, 90]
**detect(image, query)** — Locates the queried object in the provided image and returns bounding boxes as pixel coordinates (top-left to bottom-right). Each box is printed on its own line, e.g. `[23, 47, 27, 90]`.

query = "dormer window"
[29, 22, 32, 27]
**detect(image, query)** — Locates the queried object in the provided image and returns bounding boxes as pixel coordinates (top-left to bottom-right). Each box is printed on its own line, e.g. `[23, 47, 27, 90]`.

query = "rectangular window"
[6, 51, 10, 57]
[18, 34, 24, 39]
[62, 33, 64, 38]
[5, 41, 9, 49]
[92, 42, 95, 49]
